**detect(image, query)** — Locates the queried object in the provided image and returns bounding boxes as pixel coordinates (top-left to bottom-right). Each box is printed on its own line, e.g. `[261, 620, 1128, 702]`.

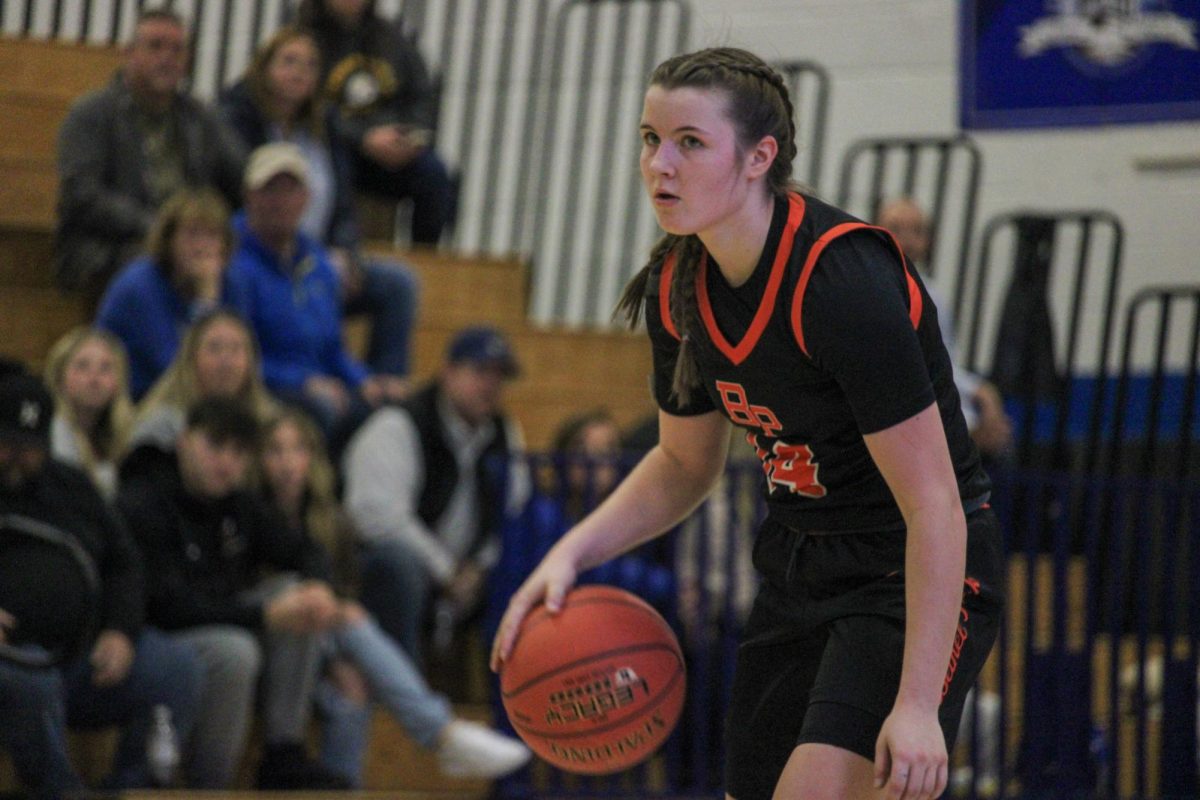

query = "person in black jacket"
[0, 374, 202, 798]
[117, 397, 348, 790]
[296, 0, 456, 245]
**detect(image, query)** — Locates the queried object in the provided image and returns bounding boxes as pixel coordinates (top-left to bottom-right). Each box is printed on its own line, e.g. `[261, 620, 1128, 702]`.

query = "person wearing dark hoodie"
[296, 0, 455, 245]
[117, 397, 348, 790]
[0, 373, 202, 798]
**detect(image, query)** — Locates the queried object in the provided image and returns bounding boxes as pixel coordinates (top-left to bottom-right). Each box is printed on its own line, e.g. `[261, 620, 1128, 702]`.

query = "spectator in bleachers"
[256, 408, 530, 786]
[877, 197, 1013, 460]
[117, 397, 349, 790]
[229, 143, 403, 444]
[220, 26, 419, 383]
[297, 0, 456, 246]
[343, 326, 529, 663]
[123, 309, 276, 478]
[43, 327, 134, 502]
[0, 373, 203, 796]
[55, 8, 246, 309]
[95, 189, 246, 400]
[492, 410, 673, 628]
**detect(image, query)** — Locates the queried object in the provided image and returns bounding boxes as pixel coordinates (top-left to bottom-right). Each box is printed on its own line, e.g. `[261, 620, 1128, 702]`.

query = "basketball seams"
[500, 640, 683, 698]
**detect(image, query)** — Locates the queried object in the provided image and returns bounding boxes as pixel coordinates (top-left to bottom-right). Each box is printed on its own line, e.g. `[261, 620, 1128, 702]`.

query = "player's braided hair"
[615, 48, 798, 402]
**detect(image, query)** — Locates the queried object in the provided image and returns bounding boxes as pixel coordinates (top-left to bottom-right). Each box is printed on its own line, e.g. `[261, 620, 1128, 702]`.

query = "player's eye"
[641, 131, 660, 147]
[680, 135, 703, 150]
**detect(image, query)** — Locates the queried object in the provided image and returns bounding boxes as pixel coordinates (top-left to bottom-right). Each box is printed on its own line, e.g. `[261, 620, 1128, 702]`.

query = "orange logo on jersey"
[716, 381, 826, 498]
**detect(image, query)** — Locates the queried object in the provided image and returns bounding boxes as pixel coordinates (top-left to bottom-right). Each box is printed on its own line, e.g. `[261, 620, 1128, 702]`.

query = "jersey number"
[716, 381, 827, 499]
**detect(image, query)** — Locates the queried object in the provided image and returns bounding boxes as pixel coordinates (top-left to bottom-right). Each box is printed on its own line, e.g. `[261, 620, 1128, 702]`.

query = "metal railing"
[494, 447, 1200, 798]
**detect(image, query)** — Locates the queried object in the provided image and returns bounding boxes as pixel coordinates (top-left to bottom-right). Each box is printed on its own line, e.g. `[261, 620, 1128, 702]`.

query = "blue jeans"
[316, 615, 453, 786]
[0, 658, 79, 800]
[343, 257, 419, 377]
[359, 539, 433, 664]
[355, 148, 456, 245]
[0, 628, 203, 797]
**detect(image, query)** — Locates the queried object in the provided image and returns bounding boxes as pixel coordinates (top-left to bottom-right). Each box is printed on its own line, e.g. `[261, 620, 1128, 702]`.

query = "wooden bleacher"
[0, 34, 653, 451]
[0, 33, 651, 796]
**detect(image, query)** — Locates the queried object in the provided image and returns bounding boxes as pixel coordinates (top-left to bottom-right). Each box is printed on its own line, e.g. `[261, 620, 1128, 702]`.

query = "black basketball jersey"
[646, 192, 990, 533]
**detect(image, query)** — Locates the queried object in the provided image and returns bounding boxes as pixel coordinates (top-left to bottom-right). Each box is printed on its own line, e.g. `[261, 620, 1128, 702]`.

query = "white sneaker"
[435, 719, 532, 779]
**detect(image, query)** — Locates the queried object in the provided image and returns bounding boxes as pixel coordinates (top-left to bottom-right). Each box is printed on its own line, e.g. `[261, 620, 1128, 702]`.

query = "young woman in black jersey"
[491, 47, 1003, 800]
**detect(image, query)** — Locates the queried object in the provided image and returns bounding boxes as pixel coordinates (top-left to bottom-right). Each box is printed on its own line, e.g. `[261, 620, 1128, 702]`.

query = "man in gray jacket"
[55, 9, 245, 306]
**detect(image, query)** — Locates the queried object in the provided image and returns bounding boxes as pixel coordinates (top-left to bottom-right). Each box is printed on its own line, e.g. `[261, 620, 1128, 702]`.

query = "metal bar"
[1178, 291, 1200, 482]
[247, 0, 263, 47]
[436, 0, 459, 80]
[477, 0, 520, 253]
[866, 142, 887, 220]
[510, 0, 557, 255]
[550, 0, 602, 319]
[583, 1, 633, 322]
[617, 0, 667, 288]
[1080, 212, 1124, 477]
[110, 0, 125, 44]
[215, 0, 233, 87]
[79, 0, 93, 41]
[964, 213, 1004, 373]
[445, 0, 486, 188]
[950, 139, 982, 328]
[901, 140, 920, 198]
[926, 143, 951, 278]
[1050, 216, 1090, 468]
[1140, 295, 1172, 477]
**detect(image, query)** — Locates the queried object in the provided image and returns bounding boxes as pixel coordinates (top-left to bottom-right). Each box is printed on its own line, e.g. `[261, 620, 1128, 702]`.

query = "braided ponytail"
[615, 47, 799, 401]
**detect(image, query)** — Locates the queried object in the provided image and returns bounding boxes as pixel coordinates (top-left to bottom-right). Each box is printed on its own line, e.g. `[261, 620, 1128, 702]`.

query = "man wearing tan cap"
[229, 142, 404, 442]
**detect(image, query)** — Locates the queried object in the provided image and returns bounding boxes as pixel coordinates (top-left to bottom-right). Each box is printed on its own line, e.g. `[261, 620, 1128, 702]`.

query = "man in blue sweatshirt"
[228, 143, 406, 441]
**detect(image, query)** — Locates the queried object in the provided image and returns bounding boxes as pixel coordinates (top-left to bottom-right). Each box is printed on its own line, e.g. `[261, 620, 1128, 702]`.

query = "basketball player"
[492, 47, 1003, 800]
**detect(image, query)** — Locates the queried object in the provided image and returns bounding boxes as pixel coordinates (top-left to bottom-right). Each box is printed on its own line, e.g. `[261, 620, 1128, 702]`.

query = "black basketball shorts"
[724, 508, 1004, 800]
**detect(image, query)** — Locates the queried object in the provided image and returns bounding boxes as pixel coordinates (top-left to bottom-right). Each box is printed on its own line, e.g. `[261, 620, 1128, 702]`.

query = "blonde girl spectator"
[256, 408, 530, 785]
[96, 189, 247, 399]
[43, 327, 134, 500]
[124, 310, 276, 473]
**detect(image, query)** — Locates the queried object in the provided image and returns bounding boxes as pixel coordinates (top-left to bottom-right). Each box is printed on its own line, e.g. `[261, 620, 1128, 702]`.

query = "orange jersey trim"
[790, 223, 923, 358]
[695, 194, 807, 365]
[659, 251, 680, 341]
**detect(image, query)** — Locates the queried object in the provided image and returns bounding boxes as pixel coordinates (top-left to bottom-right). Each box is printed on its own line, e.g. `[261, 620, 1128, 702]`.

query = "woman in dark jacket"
[220, 26, 418, 387]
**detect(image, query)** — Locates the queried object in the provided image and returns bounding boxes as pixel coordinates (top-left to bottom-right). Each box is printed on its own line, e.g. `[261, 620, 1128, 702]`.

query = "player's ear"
[744, 135, 778, 181]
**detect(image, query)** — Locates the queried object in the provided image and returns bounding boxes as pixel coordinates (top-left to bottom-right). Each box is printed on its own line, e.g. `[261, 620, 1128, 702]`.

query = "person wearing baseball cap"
[342, 325, 528, 664]
[0, 373, 53, 456]
[228, 142, 406, 443]
[0, 372, 204, 796]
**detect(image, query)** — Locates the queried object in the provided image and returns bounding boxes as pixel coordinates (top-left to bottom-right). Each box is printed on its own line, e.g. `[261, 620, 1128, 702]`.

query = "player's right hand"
[489, 550, 579, 672]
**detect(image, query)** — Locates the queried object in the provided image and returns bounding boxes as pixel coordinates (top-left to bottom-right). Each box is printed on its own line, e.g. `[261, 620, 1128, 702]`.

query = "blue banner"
[961, 1, 1200, 128]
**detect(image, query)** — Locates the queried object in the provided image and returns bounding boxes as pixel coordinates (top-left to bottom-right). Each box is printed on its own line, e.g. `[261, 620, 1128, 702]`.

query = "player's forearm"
[897, 503, 967, 711]
[550, 441, 724, 574]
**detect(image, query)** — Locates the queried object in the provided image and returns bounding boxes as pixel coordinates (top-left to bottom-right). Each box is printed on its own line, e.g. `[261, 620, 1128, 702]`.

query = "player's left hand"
[873, 701, 947, 800]
[90, 629, 135, 687]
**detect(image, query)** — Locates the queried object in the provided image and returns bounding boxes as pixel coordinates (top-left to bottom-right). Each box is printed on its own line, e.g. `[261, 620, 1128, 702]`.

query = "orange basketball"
[499, 584, 686, 775]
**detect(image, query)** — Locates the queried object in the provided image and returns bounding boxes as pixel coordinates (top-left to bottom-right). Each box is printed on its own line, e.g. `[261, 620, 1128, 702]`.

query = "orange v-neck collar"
[695, 193, 806, 365]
